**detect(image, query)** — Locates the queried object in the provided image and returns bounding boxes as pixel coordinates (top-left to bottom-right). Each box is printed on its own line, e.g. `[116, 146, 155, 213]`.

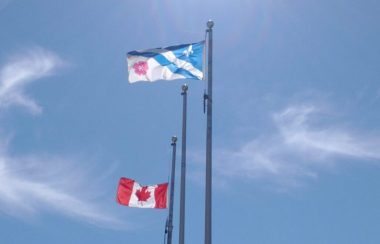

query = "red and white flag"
[116, 177, 168, 209]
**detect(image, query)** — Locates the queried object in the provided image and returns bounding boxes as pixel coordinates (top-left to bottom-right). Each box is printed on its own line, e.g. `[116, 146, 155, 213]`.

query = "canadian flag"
[116, 177, 168, 209]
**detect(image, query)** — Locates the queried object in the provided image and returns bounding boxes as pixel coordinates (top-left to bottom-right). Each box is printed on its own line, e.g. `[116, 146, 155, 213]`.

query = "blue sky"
[1, 0, 380, 243]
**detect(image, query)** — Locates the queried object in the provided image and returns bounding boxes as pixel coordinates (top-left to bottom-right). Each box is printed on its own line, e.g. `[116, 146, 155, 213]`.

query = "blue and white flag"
[127, 42, 204, 83]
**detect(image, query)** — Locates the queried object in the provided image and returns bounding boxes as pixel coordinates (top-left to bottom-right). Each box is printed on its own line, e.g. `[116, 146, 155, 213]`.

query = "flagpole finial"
[182, 84, 188, 93]
[207, 20, 214, 29]
[172, 136, 177, 144]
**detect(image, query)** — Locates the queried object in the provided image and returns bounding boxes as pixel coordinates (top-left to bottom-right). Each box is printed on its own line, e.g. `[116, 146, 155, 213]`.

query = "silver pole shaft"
[179, 84, 188, 244]
[205, 20, 214, 244]
[167, 136, 177, 244]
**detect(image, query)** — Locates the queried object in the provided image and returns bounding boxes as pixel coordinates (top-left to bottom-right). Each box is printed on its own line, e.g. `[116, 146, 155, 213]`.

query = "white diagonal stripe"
[136, 48, 203, 80]
[160, 49, 203, 80]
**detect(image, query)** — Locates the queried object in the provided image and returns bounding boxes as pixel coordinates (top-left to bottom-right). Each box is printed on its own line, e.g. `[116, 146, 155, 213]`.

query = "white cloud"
[0, 151, 123, 227]
[275, 105, 380, 159]
[0, 48, 63, 114]
[213, 105, 380, 188]
[0, 48, 125, 228]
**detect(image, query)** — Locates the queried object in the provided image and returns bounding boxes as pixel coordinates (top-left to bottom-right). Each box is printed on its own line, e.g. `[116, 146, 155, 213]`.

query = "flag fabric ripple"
[116, 177, 168, 209]
[126, 41, 204, 83]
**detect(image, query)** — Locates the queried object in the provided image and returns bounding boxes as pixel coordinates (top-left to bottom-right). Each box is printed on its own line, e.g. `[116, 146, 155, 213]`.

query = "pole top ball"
[207, 20, 214, 29]
[182, 84, 188, 92]
[172, 136, 177, 143]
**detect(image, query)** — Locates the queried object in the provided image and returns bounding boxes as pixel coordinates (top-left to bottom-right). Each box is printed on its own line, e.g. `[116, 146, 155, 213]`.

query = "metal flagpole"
[179, 84, 188, 244]
[205, 20, 214, 244]
[167, 136, 177, 244]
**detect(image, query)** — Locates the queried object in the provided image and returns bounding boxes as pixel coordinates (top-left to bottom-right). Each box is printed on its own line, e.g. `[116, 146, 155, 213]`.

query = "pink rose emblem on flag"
[133, 61, 149, 76]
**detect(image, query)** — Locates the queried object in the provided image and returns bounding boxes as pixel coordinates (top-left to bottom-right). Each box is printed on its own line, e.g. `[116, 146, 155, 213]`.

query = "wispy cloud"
[0, 48, 125, 228]
[0, 48, 63, 114]
[275, 106, 380, 159]
[0, 152, 122, 227]
[212, 105, 380, 188]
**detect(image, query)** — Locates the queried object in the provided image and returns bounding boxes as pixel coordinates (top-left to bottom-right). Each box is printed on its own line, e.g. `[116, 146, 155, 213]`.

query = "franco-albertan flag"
[117, 177, 168, 209]
[127, 41, 204, 83]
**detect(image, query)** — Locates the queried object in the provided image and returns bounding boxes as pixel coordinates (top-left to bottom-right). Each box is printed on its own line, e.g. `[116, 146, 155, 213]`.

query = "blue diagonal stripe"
[170, 42, 204, 71]
[127, 41, 204, 73]
[152, 54, 200, 80]
[128, 52, 202, 80]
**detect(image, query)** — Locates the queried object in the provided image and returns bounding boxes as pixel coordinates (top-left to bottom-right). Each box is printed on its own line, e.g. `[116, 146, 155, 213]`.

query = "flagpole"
[167, 136, 177, 244]
[179, 84, 188, 244]
[205, 20, 214, 244]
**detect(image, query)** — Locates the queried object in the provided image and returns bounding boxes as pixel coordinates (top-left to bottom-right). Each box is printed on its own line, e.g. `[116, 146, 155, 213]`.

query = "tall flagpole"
[205, 20, 214, 244]
[179, 84, 188, 244]
[167, 136, 177, 244]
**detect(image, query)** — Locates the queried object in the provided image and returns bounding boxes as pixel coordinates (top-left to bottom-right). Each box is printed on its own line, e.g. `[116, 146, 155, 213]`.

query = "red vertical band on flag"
[117, 177, 135, 206]
[154, 183, 168, 209]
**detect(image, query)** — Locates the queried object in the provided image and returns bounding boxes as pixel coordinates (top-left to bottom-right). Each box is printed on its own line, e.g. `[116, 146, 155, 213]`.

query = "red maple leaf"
[135, 186, 151, 202]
